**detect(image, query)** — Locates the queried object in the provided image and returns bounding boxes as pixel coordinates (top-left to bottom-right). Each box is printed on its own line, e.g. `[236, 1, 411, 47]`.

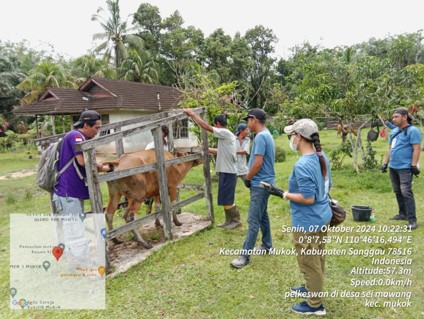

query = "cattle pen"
[37, 107, 214, 271]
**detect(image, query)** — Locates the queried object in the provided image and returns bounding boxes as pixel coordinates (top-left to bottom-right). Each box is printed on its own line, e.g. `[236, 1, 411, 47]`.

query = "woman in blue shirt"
[282, 119, 332, 316]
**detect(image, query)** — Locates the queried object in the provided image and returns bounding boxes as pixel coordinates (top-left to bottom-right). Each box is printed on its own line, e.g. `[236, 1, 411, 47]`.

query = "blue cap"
[235, 123, 248, 135]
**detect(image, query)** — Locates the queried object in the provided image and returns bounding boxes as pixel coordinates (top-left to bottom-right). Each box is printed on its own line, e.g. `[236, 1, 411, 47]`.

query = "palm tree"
[120, 49, 159, 84]
[70, 54, 116, 85]
[17, 60, 76, 105]
[91, 0, 144, 70]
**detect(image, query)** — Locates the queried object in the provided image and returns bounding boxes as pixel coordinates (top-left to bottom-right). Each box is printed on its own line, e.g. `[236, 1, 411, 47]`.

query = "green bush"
[330, 142, 353, 169]
[0, 129, 37, 152]
[275, 145, 286, 162]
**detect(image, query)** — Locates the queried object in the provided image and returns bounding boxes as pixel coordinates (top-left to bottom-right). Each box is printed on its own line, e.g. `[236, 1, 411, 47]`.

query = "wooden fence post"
[153, 126, 173, 240]
[115, 126, 124, 157]
[200, 110, 214, 223]
[83, 147, 107, 267]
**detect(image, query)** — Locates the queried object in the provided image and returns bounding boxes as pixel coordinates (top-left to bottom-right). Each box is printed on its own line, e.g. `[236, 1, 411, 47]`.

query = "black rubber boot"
[217, 209, 232, 227]
[224, 205, 242, 230]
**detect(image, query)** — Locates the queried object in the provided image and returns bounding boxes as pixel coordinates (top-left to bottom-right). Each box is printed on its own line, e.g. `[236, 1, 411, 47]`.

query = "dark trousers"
[389, 168, 417, 222]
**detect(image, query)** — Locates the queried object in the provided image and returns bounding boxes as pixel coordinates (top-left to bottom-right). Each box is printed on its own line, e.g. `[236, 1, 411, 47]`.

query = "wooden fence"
[37, 107, 214, 269]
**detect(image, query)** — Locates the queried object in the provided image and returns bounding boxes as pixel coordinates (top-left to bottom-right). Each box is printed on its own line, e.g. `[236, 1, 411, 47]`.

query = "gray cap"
[284, 119, 318, 139]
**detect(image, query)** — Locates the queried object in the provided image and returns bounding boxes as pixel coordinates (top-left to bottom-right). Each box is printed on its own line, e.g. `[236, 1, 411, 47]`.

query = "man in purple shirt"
[53, 110, 111, 260]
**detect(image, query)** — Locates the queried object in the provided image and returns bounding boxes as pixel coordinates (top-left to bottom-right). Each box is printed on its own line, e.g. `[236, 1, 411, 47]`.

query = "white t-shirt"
[212, 127, 237, 174]
[145, 141, 169, 151]
[236, 136, 250, 176]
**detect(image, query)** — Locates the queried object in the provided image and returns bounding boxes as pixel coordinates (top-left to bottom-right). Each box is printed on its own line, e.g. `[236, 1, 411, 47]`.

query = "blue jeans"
[242, 186, 272, 256]
[389, 168, 417, 222]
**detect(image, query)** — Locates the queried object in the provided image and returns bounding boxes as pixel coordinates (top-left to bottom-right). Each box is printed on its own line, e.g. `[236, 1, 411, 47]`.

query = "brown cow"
[408, 104, 419, 117]
[104, 150, 201, 248]
[337, 124, 357, 143]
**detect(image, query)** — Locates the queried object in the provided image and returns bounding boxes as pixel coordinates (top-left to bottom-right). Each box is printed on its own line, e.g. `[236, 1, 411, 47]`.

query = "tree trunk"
[351, 120, 371, 173]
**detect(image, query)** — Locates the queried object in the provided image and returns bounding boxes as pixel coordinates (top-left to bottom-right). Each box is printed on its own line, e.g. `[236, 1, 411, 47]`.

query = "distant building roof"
[14, 77, 181, 115]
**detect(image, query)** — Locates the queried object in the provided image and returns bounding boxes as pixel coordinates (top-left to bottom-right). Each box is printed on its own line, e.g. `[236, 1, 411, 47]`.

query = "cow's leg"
[144, 197, 154, 215]
[169, 189, 182, 226]
[104, 188, 122, 245]
[171, 200, 182, 226]
[122, 206, 134, 223]
[153, 196, 162, 228]
[127, 200, 152, 249]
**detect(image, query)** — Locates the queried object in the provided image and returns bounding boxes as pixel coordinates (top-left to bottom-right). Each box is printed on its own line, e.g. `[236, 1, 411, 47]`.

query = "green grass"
[1, 130, 423, 318]
[0, 151, 38, 176]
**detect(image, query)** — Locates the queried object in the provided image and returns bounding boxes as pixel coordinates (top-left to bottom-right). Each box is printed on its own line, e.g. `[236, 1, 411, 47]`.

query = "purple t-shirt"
[54, 130, 89, 199]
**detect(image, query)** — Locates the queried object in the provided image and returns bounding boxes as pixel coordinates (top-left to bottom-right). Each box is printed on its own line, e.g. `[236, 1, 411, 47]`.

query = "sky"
[1, 0, 423, 60]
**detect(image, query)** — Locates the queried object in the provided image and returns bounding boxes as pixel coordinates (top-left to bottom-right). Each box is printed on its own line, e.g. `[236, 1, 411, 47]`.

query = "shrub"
[330, 142, 353, 169]
[275, 146, 286, 162]
[363, 141, 379, 170]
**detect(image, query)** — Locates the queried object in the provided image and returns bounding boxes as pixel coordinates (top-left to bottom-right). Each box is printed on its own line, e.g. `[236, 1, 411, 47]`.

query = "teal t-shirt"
[288, 153, 332, 230]
[389, 126, 422, 169]
[249, 128, 275, 186]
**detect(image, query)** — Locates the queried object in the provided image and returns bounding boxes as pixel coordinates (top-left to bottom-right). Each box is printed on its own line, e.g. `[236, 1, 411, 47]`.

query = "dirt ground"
[0, 169, 36, 180]
[107, 212, 211, 277]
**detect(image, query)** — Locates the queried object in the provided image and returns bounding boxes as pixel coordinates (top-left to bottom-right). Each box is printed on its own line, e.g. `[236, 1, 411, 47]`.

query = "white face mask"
[289, 135, 298, 152]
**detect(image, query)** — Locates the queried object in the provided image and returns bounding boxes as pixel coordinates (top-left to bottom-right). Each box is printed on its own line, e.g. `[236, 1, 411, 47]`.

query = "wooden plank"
[83, 148, 103, 215]
[153, 126, 173, 240]
[97, 153, 202, 183]
[172, 192, 204, 211]
[166, 122, 174, 154]
[178, 184, 204, 191]
[82, 148, 106, 267]
[175, 146, 202, 153]
[35, 133, 66, 146]
[200, 111, 214, 223]
[106, 192, 204, 239]
[35, 108, 202, 150]
[107, 212, 161, 239]
[99, 111, 170, 133]
[98, 163, 157, 183]
[76, 108, 204, 151]
[115, 126, 124, 157]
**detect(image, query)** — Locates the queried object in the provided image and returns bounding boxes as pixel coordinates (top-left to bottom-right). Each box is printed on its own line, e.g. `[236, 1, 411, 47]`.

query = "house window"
[173, 118, 189, 138]
[99, 114, 110, 136]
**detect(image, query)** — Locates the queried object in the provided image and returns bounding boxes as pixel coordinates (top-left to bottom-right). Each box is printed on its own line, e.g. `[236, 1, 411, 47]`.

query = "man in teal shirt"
[231, 108, 275, 268]
[381, 108, 421, 230]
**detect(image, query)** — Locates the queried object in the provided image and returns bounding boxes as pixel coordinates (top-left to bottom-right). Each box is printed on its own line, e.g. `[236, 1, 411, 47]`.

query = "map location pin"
[100, 228, 106, 239]
[10, 288, 17, 298]
[42, 261, 50, 271]
[52, 246, 63, 261]
[18, 299, 26, 309]
[98, 266, 106, 276]
[79, 213, 86, 222]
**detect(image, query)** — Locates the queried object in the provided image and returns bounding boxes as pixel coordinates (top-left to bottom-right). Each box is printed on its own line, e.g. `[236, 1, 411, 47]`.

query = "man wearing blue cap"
[235, 123, 250, 181]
